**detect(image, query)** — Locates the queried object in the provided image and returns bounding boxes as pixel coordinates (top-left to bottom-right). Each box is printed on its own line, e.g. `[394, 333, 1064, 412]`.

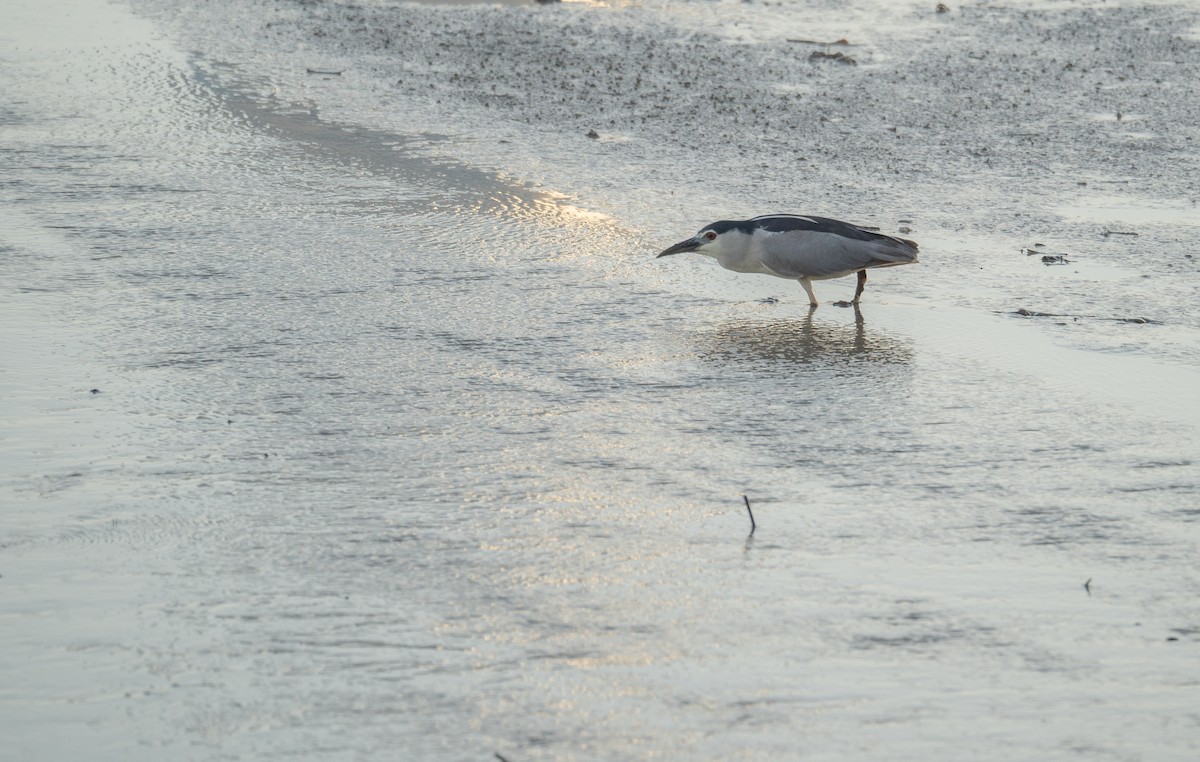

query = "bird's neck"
[714, 231, 764, 274]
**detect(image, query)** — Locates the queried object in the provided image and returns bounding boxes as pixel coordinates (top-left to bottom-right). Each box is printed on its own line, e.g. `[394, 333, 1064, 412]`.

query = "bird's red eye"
[704, 231, 717, 241]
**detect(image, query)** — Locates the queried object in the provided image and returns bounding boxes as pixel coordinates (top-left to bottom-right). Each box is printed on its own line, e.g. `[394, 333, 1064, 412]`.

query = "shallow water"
[3, 0, 1200, 760]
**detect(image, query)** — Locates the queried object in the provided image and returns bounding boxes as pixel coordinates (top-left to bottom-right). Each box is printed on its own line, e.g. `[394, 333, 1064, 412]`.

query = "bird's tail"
[870, 234, 919, 265]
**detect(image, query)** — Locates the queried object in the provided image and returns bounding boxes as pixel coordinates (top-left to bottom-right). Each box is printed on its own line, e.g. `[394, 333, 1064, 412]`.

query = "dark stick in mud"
[743, 495, 757, 534]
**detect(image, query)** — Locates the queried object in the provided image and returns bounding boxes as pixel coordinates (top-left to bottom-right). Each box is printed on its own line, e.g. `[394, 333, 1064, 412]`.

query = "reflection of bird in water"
[696, 307, 913, 373]
[657, 214, 918, 307]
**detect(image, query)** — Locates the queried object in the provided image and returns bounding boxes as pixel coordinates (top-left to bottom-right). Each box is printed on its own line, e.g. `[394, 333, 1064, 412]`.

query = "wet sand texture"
[3, 0, 1200, 760]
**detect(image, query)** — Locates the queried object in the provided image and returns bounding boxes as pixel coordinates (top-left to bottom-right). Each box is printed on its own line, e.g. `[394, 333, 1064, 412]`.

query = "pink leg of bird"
[799, 277, 819, 307]
[852, 270, 867, 303]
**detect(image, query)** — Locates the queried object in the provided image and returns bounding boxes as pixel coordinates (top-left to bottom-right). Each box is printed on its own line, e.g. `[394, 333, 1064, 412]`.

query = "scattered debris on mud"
[809, 51, 857, 65]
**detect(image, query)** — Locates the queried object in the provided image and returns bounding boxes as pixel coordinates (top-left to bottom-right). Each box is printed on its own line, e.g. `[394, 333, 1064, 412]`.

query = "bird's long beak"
[657, 238, 700, 258]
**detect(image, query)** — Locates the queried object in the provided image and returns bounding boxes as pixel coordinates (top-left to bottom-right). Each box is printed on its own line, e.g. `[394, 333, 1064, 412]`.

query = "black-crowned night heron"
[657, 214, 919, 307]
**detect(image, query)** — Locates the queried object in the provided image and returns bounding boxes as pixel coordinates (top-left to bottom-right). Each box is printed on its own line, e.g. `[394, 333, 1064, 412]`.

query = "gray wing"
[755, 216, 918, 279]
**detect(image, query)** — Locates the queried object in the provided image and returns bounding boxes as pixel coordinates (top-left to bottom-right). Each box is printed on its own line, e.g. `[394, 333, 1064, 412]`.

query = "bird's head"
[656, 223, 735, 259]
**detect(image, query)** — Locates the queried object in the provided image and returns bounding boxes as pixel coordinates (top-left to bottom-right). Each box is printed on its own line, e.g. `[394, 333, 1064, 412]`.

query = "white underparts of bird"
[656, 214, 919, 307]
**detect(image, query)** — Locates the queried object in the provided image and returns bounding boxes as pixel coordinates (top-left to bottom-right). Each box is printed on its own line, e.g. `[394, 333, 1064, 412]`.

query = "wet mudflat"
[2, 0, 1199, 759]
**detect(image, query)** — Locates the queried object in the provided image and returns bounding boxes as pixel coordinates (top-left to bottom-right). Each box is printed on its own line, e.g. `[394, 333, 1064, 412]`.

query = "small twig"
[786, 37, 851, 46]
[1011, 308, 1156, 324]
[305, 68, 343, 76]
[743, 495, 757, 534]
[495, 754, 511, 762]
[1084, 578, 1092, 596]
[1103, 230, 1139, 237]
